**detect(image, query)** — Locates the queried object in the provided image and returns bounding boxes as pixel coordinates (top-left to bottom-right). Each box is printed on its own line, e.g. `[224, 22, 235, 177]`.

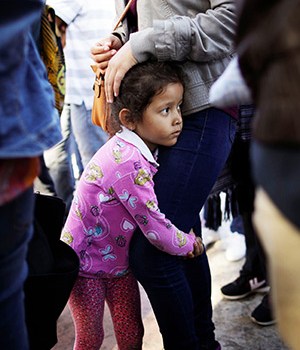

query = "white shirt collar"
[117, 126, 159, 167]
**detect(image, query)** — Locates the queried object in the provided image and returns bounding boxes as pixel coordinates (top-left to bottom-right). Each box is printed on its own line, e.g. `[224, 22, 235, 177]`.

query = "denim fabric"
[0, 4, 62, 349]
[0, 32, 61, 158]
[44, 104, 75, 212]
[0, 187, 34, 350]
[129, 108, 236, 350]
[70, 103, 108, 168]
[230, 214, 244, 234]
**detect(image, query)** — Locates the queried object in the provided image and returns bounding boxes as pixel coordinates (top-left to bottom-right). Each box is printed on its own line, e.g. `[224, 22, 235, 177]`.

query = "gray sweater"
[114, 0, 237, 116]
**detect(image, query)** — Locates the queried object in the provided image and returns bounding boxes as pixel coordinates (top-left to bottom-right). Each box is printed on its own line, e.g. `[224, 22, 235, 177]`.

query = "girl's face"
[133, 83, 184, 151]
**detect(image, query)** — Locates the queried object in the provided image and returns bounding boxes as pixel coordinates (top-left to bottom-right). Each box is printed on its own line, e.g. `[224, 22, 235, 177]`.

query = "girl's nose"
[174, 113, 182, 125]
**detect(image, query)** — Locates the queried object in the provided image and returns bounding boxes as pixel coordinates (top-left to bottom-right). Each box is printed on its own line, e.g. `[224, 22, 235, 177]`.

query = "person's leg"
[0, 187, 35, 350]
[34, 155, 57, 196]
[154, 109, 236, 228]
[44, 103, 75, 213]
[221, 140, 269, 298]
[184, 253, 220, 350]
[230, 214, 244, 234]
[70, 134, 84, 179]
[221, 211, 270, 299]
[130, 108, 235, 350]
[241, 211, 267, 279]
[130, 239, 200, 350]
[68, 276, 106, 350]
[70, 103, 108, 168]
[106, 273, 144, 350]
[225, 214, 246, 262]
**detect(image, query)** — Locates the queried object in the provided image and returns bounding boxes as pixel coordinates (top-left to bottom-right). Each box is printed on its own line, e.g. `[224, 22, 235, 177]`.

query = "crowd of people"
[1, 0, 299, 350]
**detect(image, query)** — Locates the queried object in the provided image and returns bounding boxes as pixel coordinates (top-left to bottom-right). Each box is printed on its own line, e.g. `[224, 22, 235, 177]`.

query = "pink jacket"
[61, 128, 196, 278]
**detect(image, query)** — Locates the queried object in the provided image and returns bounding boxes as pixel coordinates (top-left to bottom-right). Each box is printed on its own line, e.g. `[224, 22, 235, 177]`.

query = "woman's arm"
[104, 0, 237, 101]
[131, 0, 236, 63]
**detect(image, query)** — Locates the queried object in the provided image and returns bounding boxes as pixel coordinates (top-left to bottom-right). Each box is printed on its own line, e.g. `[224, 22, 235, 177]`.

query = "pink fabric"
[62, 132, 196, 278]
[222, 106, 239, 120]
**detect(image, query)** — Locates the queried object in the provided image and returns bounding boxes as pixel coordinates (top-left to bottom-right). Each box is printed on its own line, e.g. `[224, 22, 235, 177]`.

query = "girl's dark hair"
[108, 61, 185, 134]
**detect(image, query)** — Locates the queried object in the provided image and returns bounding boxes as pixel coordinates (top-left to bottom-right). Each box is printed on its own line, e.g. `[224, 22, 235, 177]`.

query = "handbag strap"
[92, 0, 135, 78]
[113, 0, 135, 31]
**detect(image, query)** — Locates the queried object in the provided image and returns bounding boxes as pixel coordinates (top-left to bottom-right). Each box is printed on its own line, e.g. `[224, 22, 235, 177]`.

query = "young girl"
[61, 61, 204, 350]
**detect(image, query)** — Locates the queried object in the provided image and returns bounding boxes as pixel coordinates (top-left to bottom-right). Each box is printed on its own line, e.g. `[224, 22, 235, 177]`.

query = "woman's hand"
[90, 34, 122, 72]
[104, 41, 138, 103]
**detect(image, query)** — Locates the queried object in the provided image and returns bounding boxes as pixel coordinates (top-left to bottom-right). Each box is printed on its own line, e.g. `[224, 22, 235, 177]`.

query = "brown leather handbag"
[91, 0, 134, 132]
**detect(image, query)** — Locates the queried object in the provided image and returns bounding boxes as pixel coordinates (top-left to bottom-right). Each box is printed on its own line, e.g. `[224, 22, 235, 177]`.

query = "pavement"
[51, 233, 290, 350]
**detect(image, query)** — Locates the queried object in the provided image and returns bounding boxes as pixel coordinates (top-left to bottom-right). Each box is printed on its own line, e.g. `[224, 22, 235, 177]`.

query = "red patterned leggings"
[68, 273, 144, 350]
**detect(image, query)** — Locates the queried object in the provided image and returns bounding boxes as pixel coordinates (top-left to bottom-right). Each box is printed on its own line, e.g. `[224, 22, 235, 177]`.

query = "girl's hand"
[186, 234, 205, 259]
[90, 35, 122, 72]
[104, 41, 138, 103]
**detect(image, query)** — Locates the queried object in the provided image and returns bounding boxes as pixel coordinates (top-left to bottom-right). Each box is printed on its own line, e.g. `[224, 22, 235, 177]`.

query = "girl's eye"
[161, 107, 170, 115]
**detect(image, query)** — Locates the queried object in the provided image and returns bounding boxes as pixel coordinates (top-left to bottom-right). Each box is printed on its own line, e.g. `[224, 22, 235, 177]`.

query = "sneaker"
[250, 294, 276, 326]
[224, 232, 246, 262]
[221, 274, 270, 300]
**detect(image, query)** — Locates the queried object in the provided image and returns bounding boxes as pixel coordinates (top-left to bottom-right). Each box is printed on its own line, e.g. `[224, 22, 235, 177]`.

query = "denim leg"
[70, 103, 108, 168]
[0, 187, 35, 350]
[44, 103, 75, 212]
[130, 237, 200, 350]
[230, 215, 244, 234]
[154, 108, 236, 229]
[130, 108, 236, 350]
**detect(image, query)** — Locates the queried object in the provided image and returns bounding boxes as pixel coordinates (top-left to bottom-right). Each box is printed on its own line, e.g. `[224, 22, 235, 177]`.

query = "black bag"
[24, 193, 79, 350]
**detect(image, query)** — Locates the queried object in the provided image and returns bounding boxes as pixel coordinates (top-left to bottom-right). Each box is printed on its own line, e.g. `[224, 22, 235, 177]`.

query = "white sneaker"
[217, 220, 232, 251]
[201, 227, 220, 247]
[225, 232, 246, 262]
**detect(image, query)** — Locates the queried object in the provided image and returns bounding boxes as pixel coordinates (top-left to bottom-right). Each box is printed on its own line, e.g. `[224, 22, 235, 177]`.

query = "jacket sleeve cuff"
[130, 18, 192, 62]
[130, 27, 156, 62]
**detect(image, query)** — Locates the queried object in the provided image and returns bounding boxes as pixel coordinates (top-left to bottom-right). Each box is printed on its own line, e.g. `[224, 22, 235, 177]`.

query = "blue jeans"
[44, 104, 76, 213]
[70, 102, 108, 168]
[0, 187, 35, 350]
[230, 214, 244, 234]
[129, 108, 236, 350]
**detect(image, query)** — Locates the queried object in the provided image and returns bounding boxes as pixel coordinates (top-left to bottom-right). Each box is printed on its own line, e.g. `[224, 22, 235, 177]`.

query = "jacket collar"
[117, 126, 159, 167]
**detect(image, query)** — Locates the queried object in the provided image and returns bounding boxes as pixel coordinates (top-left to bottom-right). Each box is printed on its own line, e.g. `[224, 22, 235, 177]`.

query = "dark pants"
[130, 108, 236, 350]
[0, 187, 34, 350]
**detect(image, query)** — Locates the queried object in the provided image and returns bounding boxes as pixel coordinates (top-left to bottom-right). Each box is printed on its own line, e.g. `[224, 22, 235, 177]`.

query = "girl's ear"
[119, 108, 136, 131]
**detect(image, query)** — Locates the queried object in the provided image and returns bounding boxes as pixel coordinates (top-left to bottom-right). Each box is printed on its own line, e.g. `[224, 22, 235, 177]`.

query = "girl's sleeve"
[130, 0, 236, 63]
[112, 171, 196, 256]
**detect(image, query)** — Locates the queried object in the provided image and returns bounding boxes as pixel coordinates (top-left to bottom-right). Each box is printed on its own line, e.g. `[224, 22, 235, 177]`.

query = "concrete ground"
[51, 236, 290, 350]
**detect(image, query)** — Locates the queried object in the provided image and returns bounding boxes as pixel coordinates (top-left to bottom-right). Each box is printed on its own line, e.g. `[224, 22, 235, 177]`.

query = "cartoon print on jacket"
[62, 130, 197, 279]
